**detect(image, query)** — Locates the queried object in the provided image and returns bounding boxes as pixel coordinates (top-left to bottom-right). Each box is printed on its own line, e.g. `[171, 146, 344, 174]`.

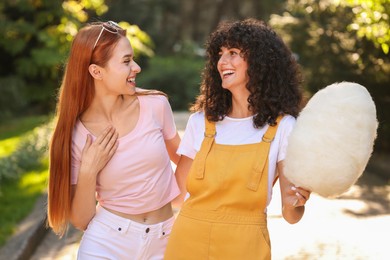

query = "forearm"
[172, 171, 188, 207]
[277, 161, 310, 224]
[70, 173, 97, 230]
[171, 155, 192, 207]
[165, 132, 181, 165]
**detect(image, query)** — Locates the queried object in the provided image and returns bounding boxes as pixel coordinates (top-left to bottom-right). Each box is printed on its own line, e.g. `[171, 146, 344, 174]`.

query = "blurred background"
[1, 0, 389, 149]
[0, 0, 389, 256]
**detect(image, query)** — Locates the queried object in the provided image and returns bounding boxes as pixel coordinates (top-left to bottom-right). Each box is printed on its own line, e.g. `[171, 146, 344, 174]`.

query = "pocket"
[161, 216, 175, 238]
[247, 153, 267, 191]
[257, 225, 271, 250]
[86, 218, 113, 235]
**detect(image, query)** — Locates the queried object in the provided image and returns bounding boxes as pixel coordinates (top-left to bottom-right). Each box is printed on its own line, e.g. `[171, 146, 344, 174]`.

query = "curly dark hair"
[191, 18, 303, 127]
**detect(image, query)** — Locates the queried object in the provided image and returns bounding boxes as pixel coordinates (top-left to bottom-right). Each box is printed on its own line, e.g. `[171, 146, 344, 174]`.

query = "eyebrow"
[123, 54, 133, 59]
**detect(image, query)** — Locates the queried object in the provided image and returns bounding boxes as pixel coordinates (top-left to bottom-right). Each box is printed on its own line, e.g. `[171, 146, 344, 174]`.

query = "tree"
[270, 0, 390, 152]
[0, 0, 106, 118]
[344, 0, 390, 54]
[103, 0, 285, 55]
[0, 0, 153, 120]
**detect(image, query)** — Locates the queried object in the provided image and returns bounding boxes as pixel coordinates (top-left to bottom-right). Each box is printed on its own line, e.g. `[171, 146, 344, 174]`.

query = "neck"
[228, 92, 253, 118]
[82, 94, 126, 122]
[228, 108, 253, 118]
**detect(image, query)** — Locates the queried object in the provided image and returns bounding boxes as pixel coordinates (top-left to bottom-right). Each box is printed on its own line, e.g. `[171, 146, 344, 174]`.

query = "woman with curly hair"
[165, 18, 311, 259]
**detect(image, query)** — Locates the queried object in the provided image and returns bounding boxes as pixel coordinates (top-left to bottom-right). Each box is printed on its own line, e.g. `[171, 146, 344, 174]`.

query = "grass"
[0, 115, 50, 247]
[0, 164, 48, 246]
[0, 115, 49, 140]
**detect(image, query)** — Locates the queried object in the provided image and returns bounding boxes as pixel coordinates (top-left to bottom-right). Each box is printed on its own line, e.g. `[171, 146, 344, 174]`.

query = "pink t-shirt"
[71, 94, 180, 214]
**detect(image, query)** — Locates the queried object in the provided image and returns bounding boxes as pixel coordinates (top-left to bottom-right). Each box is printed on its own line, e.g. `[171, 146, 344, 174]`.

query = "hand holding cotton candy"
[283, 82, 378, 198]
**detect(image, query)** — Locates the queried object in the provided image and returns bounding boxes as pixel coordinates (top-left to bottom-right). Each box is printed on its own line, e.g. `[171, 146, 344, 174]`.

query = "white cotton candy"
[284, 82, 378, 198]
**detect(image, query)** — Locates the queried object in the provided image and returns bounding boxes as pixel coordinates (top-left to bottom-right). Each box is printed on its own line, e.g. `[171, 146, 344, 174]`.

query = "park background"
[0, 0, 389, 258]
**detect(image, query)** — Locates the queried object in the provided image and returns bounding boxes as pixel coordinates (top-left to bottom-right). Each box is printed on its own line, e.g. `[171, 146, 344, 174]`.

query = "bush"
[0, 121, 52, 188]
[0, 77, 27, 119]
[137, 55, 204, 110]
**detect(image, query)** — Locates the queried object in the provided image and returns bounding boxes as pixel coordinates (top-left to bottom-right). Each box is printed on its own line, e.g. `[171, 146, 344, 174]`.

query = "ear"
[88, 64, 103, 80]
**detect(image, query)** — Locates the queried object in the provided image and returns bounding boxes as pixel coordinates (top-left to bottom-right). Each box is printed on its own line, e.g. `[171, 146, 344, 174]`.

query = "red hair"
[47, 23, 126, 236]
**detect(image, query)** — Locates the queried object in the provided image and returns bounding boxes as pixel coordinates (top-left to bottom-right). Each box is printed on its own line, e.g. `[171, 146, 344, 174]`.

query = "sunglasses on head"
[93, 21, 123, 50]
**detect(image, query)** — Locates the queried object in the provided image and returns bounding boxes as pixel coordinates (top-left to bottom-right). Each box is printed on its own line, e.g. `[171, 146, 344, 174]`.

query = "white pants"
[77, 206, 175, 260]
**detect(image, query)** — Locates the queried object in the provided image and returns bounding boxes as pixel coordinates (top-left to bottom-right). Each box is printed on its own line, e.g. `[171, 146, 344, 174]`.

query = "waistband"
[179, 207, 267, 226]
[94, 205, 175, 237]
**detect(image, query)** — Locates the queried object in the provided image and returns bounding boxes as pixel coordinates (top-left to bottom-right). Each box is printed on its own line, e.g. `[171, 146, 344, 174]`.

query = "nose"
[132, 61, 142, 74]
[218, 52, 229, 66]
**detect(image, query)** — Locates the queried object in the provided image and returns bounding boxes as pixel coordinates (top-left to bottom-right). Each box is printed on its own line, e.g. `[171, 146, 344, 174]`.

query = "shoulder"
[184, 111, 206, 133]
[137, 91, 169, 107]
[72, 120, 88, 152]
[189, 111, 205, 120]
[279, 114, 296, 128]
[136, 88, 167, 99]
[276, 114, 296, 138]
[188, 111, 205, 126]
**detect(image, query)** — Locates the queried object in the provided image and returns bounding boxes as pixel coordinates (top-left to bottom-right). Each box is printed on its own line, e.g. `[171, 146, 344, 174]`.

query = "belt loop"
[124, 218, 131, 234]
[158, 222, 164, 238]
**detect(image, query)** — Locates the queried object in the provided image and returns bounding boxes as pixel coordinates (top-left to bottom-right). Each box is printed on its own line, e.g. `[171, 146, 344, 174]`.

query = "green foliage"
[0, 77, 27, 118]
[0, 120, 52, 186]
[343, 0, 390, 54]
[270, 0, 390, 153]
[137, 55, 204, 110]
[101, 0, 181, 54]
[0, 116, 51, 246]
[0, 114, 50, 157]
[119, 21, 155, 59]
[0, 114, 50, 140]
[0, 167, 48, 247]
[0, 0, 154, 121]
[0, 137, 19, 157]
[0, 1, 105, 119]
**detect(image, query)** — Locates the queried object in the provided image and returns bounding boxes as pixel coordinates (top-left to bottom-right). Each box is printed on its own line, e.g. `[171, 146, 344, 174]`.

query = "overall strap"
[195, 117, 216, 179]
[247, 115, 283, 191]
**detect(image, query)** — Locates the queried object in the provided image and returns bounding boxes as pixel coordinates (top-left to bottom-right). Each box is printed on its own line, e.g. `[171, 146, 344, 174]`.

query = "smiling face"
[102, 37, 141, 95]
[217, 46, 249, 92]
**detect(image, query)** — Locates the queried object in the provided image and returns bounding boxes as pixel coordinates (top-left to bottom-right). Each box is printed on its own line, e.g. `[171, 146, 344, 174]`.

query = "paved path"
[31, 174, 390, 260]
[29, 112, 390, 259]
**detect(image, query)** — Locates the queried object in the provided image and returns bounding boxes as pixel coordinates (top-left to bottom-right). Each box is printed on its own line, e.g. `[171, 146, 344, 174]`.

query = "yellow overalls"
[165, 116, 282, 260]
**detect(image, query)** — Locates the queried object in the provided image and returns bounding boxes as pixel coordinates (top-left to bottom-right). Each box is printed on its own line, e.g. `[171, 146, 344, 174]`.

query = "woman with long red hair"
[48, 21, 180, 259]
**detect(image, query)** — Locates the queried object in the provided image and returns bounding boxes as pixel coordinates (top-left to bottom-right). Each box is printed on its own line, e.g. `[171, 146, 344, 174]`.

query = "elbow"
[170, 153, 181, 165]
[173, 155, 181, 165]
[70, 217, 89, 231]
[171, 193, 186, 208]
[70, 213, 92, 231]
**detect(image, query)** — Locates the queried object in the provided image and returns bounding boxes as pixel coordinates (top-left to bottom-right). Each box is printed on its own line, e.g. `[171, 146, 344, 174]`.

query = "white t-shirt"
[177, 112, 296, 206]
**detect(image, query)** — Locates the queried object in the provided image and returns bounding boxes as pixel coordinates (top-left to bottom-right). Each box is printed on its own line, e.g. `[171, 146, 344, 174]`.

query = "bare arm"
[171, 155, 193, 208]
[165, 132, 181, 165]
[70, 126, 118, 230]
[278, 160, 311, 224]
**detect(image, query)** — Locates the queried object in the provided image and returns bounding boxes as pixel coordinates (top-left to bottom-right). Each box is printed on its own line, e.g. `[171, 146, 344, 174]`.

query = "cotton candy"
[284, 82, 378, 197]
